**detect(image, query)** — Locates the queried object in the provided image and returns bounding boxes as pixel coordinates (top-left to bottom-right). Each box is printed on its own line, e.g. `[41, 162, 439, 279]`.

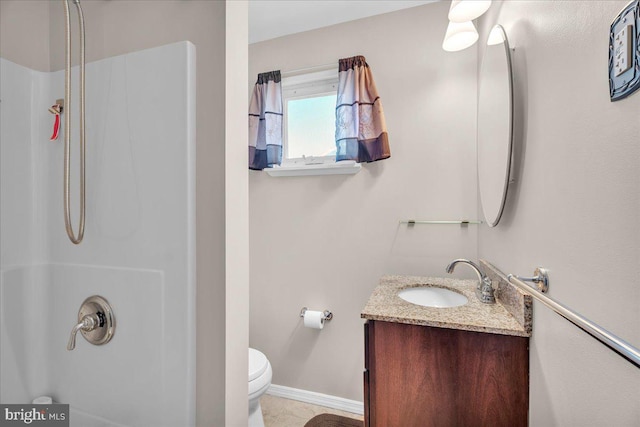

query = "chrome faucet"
[446, 259, 495, 304]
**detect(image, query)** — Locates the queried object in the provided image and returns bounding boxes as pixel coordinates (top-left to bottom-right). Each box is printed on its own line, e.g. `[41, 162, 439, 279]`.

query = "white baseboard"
[266, 384, 364, 416]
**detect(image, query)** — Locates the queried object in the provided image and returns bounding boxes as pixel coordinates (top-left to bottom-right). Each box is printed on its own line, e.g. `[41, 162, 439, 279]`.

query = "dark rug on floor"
[304, 413, 364, 427]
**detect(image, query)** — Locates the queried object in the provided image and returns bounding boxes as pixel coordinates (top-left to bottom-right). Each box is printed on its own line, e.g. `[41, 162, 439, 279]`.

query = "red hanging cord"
[49, 104, 62, 141]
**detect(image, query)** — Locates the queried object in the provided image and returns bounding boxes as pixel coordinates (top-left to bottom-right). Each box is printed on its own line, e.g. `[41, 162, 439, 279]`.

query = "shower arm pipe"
[63, 0, 86, 244]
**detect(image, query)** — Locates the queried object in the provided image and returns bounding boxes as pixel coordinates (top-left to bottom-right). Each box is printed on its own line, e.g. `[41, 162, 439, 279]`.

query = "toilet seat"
[249, 348, 268, 381]
[249, 348, 272, 397]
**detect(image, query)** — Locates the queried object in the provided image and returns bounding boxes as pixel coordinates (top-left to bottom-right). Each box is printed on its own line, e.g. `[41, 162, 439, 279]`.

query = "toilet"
[248, 348, 272, 427]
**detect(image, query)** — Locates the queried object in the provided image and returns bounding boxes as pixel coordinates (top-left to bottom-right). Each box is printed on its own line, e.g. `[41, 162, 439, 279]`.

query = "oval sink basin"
[398, 287, 468, 308]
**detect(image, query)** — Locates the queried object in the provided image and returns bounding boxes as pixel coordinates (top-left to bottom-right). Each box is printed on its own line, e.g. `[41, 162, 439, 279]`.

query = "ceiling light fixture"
[442, 20, 479, 52]
[448, 0, 492, 23]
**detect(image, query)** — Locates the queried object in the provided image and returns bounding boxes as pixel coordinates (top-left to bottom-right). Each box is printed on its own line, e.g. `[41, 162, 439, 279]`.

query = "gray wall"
[477, 1, 640, 426]
[225, 2, 249, 426]
[249, 1, 478, 401]
[0, 0, 51, 71]
[1, 1, 229, 425]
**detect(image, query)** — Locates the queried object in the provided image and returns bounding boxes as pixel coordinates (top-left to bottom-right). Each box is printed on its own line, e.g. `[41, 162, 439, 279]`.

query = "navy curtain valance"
[335, 55, 390, 163]
[248, 70, 283, 170]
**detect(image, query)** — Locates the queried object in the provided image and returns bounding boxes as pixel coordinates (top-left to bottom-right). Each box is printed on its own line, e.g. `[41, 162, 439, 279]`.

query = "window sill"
[265, 161, 361, 177]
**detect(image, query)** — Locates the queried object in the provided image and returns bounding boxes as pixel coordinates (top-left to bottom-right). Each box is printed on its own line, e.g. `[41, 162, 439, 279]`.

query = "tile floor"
[261, 394, 364, 427]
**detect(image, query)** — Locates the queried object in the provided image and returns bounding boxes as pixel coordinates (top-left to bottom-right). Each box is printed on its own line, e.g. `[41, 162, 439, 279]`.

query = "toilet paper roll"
[32, 396, 53, 405]
[303, 310, 324, 330]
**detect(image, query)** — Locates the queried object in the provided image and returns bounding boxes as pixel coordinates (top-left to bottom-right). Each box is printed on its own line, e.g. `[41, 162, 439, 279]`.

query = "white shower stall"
[0, 41, 196, 426]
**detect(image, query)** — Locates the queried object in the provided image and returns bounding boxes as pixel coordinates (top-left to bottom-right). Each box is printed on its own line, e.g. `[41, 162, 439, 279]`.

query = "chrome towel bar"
[512, 267, 550, 293]
[399, 220, 483, 225]
[507, 273, 640, 369]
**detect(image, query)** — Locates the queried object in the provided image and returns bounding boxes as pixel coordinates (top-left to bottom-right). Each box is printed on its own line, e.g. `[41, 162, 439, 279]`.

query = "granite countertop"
[361, 270, 531, 337]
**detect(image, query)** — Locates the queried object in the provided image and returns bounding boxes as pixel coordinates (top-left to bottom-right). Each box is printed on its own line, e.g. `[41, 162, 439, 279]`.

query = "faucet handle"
[476, 277, 496, 304]
[67, 314, 98, 351]
[66, 296, 116, 351]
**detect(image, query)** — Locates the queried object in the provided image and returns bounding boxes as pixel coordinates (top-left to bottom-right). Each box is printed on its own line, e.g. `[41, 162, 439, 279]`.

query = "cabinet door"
[364, 322, 371, 427]
[365, 320, 528, 427]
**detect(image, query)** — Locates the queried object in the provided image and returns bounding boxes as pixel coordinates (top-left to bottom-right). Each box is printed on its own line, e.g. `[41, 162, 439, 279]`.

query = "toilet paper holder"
[299, 307, 333, 321]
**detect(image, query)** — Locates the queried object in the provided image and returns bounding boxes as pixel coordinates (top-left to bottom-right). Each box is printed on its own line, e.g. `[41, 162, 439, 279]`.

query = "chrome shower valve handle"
[67, 314, 98, 350]
[66, 295, 115, 351]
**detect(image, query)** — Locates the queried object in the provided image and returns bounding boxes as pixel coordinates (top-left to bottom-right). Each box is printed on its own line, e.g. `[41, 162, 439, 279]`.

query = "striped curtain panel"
[335, 56, 390, 163]
[248, 70, 283, 170]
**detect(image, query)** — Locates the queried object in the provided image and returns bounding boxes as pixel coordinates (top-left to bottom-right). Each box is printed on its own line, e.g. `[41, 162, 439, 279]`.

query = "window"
[287, 95, 336, 159]
[282, 69, 338, 165]
[265, 68, 361, 177]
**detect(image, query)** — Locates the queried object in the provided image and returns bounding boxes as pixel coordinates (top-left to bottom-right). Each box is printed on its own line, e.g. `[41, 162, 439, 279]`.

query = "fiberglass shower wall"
[0, 42, 196, 427]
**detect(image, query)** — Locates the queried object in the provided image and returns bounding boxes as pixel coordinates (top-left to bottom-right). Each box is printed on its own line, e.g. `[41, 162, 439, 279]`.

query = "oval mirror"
[477, 25, 513, 227]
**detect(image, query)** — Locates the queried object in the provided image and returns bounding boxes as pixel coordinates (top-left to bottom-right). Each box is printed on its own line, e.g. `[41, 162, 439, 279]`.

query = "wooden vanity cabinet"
[364, 320, 529, 427]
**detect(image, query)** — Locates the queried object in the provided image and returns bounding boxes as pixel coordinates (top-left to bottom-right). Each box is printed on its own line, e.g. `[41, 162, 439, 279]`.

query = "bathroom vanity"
[361, 262, 532, 427]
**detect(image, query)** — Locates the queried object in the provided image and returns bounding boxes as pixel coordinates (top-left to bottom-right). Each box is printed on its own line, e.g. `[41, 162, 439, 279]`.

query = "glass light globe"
[448, 0, 492, 23]
[442, 20, 479, 52]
